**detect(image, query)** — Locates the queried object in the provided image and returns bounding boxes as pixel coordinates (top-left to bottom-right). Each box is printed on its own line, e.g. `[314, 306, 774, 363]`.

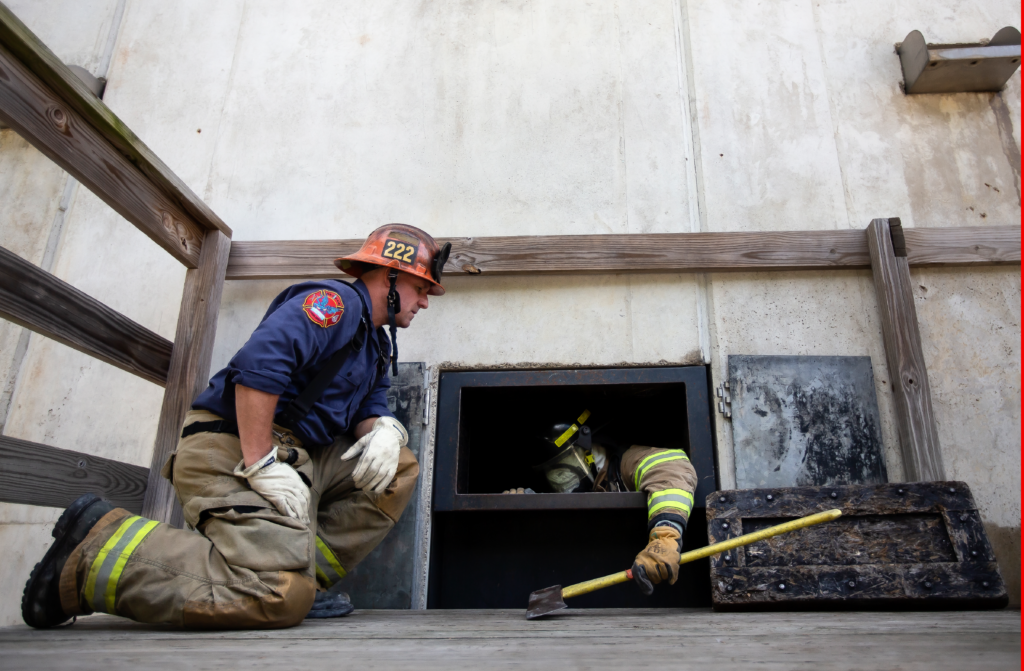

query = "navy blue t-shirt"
[192, 278, 394, 446]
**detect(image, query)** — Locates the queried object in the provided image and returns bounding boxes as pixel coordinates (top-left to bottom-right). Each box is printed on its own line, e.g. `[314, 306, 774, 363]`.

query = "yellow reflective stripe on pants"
[647, 488, 694, 519]
[83, 516, 159, 614]
[634, 450, 690, 491]
[315, 536, 347, 588]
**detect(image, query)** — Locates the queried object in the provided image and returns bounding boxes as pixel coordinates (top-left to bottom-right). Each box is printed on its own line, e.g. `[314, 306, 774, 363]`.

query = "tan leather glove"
[234, 446, 310, 524]
[631, 525, 682, 595]
[340, 417, 408, 493]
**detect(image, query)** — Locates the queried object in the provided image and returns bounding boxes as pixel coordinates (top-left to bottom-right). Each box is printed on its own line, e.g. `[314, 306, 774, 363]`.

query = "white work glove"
[340, 417, 408, 493]
[233, 446, 310, 524]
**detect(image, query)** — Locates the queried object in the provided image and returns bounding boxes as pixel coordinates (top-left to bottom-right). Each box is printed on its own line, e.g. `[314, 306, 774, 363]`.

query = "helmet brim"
[334, 256, 446, 296]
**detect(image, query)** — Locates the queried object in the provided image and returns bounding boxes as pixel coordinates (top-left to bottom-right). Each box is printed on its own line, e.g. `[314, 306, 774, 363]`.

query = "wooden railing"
[226, 226, 1020, 280]
[0, 4, 230, 525]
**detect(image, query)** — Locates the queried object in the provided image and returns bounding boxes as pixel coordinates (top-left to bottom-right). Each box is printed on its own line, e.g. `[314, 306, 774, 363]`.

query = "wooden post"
[142, 231, 231, 525]
[866, 218, 945, 481]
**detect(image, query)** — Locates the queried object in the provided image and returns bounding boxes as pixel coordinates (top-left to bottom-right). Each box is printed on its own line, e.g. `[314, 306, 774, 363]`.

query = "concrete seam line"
[0, 329, 31, 435]
[673, 0, 712, 365]
[989, 92, 1022, 207]
[40, 177, 79, 273]
[203, 1, 249, 204]
[96, 0, 128, 80]
[0, 173, 79, 435]
[809, 0, 854, 230]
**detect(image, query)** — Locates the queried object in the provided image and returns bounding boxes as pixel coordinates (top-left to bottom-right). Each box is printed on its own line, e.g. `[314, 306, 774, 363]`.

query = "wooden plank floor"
[0, 608, 1018, 670]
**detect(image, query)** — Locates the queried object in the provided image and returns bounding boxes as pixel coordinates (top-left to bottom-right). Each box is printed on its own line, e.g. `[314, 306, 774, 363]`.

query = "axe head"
[526, 585, 566, 620]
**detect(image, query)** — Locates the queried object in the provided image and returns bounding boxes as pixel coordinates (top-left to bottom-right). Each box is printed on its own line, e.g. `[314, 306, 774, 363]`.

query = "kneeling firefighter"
[509, 410, 698, 595]
[23, 224, 451, 629]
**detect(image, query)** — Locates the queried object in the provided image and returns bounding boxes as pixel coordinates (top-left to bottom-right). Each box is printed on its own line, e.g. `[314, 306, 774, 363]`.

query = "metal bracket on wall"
[897, 27, 1021, 94]
[716, 381, 731, 419]
[66, 65, 106, 98]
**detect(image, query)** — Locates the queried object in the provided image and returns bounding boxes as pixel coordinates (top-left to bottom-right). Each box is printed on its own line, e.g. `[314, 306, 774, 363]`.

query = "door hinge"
[716, 381, 732, 419]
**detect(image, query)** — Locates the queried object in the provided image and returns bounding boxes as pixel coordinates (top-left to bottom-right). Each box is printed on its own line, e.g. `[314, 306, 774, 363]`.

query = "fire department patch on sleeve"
[302, 290, 344, 327]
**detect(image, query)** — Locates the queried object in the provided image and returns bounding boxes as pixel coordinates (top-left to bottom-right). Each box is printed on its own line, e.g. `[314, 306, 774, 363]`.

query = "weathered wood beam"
[0, 244, 172, 386]
[904, 226, 1021, 266]
[0, 435, 148, 513]
[142, 231, 231, 525]
[0, 4, 231, 240]
[225, 226, 1019, 280]
[0, 42, 205, 267]
[867, 218, 945, 481]
[226, 231, 867, 279]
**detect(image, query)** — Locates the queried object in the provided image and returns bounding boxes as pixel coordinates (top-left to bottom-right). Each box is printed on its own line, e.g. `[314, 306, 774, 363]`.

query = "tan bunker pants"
[58, 410, 419, 628]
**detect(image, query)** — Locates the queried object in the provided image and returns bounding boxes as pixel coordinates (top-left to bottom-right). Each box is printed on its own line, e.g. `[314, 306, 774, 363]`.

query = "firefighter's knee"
[263, 572, 317, 629]
[371, 447, 419, 522]
[396, 446, 419, 482]
[181, 571, 316, 629]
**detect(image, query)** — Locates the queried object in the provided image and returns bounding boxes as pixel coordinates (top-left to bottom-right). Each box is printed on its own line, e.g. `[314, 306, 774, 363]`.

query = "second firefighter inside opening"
[504, 409, 698, 596]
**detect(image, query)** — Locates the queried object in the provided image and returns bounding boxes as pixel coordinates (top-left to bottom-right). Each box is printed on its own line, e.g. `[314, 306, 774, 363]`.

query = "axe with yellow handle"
[526, 508, 842, 619]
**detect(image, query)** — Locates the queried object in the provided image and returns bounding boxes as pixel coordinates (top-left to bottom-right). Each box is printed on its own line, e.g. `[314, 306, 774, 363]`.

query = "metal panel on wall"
[729, 355, 887, 489]
[332, 362, 425, 608]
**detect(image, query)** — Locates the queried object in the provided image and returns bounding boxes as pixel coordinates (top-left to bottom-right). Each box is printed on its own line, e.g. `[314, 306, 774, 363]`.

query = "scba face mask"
[536, 444, 595, 493]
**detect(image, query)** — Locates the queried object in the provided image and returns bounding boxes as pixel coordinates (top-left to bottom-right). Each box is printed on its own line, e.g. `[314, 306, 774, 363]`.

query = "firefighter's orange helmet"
[335, 224, 449, 296]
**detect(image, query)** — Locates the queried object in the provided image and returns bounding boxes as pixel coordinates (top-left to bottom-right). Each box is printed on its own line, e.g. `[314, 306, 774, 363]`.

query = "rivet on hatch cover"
[923, 581, 933, 589]
[948, 487, 956, 494]
[897, 488, 905, 495]
[719, 495, 727, 503]
[766, 494, 773, 501]
[830, 491, 838, 498]
[960, 514, 969, 522]
[848, 580, 856, 588]
[721, 522, 729, 529]
[982, 581, 991, 588]
[971, 550, 979, 557]
[778, 583, 786, 591]
[725, 584, 734, 593]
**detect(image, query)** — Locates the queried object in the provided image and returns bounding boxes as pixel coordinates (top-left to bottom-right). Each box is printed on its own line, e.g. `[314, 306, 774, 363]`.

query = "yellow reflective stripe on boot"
[647, 489, 694, 519]
[633, 450, 690, 490]
[314, 536, 347, 589]
[83, 516, 159, 614]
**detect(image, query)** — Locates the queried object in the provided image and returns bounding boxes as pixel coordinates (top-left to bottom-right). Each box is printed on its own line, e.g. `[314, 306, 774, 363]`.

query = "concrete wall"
[0, 0, 1018, 625]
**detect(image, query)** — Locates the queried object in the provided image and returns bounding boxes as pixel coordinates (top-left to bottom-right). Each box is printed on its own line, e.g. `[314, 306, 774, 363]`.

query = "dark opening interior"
[459, 383, 691, 495]
[428, 509, 712, 609]
[428, 366, 718, 609]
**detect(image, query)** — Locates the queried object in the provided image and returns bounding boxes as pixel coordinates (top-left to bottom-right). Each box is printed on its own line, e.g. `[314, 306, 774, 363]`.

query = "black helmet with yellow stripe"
[533, 409, 598, 493]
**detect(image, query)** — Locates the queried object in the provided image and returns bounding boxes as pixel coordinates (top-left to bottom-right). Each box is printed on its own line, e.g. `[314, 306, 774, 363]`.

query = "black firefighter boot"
[22, 493, 114, 628]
